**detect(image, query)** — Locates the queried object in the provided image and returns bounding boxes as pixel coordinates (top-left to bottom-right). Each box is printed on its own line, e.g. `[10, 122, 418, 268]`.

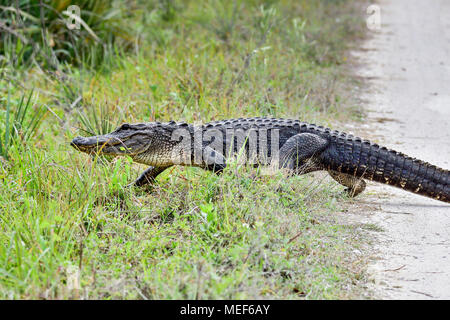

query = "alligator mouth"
[71, 136, 127, 154]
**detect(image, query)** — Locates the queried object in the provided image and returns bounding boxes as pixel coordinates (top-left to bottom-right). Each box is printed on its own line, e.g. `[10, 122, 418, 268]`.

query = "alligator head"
[71, 123, 155, 157]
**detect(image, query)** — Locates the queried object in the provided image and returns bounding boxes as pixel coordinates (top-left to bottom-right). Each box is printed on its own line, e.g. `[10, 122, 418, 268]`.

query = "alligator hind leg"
[328, 170, 366, 197]
[279, 133, 329, 173]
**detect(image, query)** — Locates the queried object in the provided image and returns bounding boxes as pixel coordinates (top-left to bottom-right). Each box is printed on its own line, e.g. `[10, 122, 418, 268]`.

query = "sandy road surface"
[351, 0, 450, 299]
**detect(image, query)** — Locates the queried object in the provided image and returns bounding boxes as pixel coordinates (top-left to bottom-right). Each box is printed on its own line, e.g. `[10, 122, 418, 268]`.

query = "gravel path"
[353, 0, 450, 299]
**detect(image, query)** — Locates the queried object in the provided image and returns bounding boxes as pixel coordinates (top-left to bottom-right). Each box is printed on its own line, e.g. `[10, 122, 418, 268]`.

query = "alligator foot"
[328, 170, 366, 197]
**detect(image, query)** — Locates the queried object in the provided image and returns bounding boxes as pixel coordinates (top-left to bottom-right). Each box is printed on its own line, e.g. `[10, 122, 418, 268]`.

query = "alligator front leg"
[279, 133, 329, 173]
[202, 146, 227, 173]
[132, 166, 171, 187]
[328, 170, 366, 197]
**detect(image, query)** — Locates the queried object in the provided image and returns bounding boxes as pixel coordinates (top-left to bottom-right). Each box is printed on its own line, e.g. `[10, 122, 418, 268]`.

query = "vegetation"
[0, 0, 133, 69]
[0, 0, 372, 299]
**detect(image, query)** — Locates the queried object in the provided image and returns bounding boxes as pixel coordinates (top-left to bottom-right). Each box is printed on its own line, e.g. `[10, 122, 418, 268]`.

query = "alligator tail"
[322, 133, 449, 203]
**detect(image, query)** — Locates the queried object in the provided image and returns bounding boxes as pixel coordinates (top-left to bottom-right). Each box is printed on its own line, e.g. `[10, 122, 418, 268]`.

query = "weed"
[0, 88, 46, 160]
[0, 0, 135, 69]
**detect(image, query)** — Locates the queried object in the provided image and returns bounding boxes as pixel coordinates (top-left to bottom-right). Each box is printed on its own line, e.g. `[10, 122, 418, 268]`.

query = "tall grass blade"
[0, 88, 46, 159]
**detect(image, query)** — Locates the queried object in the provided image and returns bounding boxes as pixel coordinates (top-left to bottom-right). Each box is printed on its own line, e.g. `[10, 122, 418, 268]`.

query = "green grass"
[0, 88, 47, 160]
[0, 0, 373, 299]
[0, 0, 135, 69]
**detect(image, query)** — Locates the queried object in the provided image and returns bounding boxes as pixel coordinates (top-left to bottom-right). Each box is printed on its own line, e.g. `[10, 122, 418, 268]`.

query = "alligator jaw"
[71, 135, 127, 155]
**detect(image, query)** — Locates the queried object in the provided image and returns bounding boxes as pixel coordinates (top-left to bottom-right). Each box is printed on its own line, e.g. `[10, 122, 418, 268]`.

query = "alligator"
[71, 117, 449, 203]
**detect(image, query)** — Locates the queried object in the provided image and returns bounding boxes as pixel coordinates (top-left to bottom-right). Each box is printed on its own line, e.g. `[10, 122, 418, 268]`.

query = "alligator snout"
[70, 136, 101, 150]
[71, 136, 91, 147]
[71, 136, 112, 152]
[71, 135, 130, 155]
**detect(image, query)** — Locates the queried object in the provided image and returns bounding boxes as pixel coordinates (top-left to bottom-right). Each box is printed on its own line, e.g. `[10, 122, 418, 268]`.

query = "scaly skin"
[71, 117, 449, 203]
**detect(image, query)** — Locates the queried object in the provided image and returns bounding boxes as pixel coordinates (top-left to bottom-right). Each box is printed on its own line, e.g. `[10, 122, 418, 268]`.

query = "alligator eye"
[121, 124, 131, 130]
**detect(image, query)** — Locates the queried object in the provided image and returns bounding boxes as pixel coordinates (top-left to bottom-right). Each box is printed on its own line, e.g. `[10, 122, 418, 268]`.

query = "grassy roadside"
[0, 0, 372, 299]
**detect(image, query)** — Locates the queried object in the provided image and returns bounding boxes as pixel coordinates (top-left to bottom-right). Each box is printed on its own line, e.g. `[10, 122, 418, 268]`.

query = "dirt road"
[352, 0, 450, 299]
